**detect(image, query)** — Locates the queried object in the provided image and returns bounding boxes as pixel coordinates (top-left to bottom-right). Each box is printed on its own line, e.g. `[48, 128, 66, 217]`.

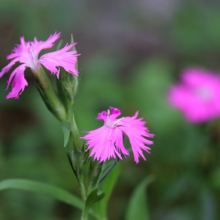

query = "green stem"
[79, 178, 87, 201]
[81, 202, 89, 220]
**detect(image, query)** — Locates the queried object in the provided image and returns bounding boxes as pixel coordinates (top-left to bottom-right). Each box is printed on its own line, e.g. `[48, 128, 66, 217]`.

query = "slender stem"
[79, 179, 87, 201]
[81, 202, 89, 220]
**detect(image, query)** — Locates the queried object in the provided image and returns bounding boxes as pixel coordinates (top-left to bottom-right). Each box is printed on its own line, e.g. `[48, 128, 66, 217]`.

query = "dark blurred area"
[1, 0, 220, 219]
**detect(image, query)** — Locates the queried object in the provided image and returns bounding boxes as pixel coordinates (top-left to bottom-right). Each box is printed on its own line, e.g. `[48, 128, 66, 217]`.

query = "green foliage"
[98, 159, 118, 188]
[125, 176, 154, 220]
[84, 189, 105, 218]
[67, 141, 121, 217]
[94, 162, 122, 220]
[0, 179, 84, 210]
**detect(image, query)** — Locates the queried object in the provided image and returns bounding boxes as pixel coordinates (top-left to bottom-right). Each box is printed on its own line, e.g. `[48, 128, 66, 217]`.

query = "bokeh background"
[1, 0, 220, 219]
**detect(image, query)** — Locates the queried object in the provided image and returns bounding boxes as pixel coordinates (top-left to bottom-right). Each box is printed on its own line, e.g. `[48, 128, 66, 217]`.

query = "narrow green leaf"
[60, 121, 71, 147]
[84, 189, 105, 215]
[94, 162, 121, 220]
[70, 34, 76, 50]
[0, 179, 83, 209]
[98, 159, 117, 187]
[125, 176, 154, 220]
[70, 34, 78, 70]
[67, 152, 78, 180]
[56, 39, 63, 50]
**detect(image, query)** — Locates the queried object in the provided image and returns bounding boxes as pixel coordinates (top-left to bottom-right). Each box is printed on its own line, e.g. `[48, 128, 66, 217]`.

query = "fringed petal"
[82, 126, 124, 162]
[6, 64, 28, 99]
[31, 32, 61, 58]
[38, 43, 79, 78]
[119, 112, 154, 163]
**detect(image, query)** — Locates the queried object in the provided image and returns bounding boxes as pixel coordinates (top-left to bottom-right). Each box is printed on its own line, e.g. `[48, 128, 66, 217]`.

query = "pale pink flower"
[81, 107, 154, 163]
[0, 32, 79, 99]
[168, 68, 220, 123]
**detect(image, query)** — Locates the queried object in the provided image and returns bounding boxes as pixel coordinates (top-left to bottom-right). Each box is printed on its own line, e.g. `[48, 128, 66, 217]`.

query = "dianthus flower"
[168, 68, 220, 123]
[0, 32, 79, 99]
[81, 107, 154, 163]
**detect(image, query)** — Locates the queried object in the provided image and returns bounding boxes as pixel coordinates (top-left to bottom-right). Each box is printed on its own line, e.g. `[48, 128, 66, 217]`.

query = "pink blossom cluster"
[0, 32, 79, 99]
[1, 33, 155, 164]
[168, 68, 220, 123]
[81, 107, 154, 163]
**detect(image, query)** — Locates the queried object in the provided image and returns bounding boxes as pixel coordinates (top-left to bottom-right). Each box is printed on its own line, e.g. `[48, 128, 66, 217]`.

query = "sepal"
[67, 142, 81, 180]
[98, 159, 117, 187]
[87, 161, 104, 194]
[55, 35, 79, 112]
[60, 68, 78, 103]
[36, 86, 61, 120]
[60, 121, 71, 147]
[79, 143, 91, 174]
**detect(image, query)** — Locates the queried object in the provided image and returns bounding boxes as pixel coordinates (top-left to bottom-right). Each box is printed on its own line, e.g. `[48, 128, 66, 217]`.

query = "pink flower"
[81, 107, 154, 163]
[0, 32, 79, 99]
[168, 68, 220, 123]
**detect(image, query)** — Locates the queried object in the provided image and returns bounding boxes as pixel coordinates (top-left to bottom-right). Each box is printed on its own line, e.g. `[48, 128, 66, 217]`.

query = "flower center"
[111, 118, 124, 128]
[29, 49, 39, 71]
[105, 109, 124, 128]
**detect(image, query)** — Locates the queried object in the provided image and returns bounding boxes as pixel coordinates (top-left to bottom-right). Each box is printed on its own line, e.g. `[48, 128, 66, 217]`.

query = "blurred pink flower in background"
[0, 32, 79, 99]
[81, 107, 154, 163]
[168, 68, 220, 123]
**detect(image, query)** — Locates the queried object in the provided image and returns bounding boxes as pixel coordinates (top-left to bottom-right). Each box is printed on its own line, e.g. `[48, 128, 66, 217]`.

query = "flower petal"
[119, 111, 154, 163]
[31, 32, 61, 58]
[7, 37, 31, 60]
[0, 57, 21, 77]
[6, 64, 28, 99]
[82, 126, 124, 162]
[38, 43, 79, 78]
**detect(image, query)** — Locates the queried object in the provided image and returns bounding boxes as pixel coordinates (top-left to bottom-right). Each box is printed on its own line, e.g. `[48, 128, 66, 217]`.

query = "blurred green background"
[1, 0, 220, 219]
